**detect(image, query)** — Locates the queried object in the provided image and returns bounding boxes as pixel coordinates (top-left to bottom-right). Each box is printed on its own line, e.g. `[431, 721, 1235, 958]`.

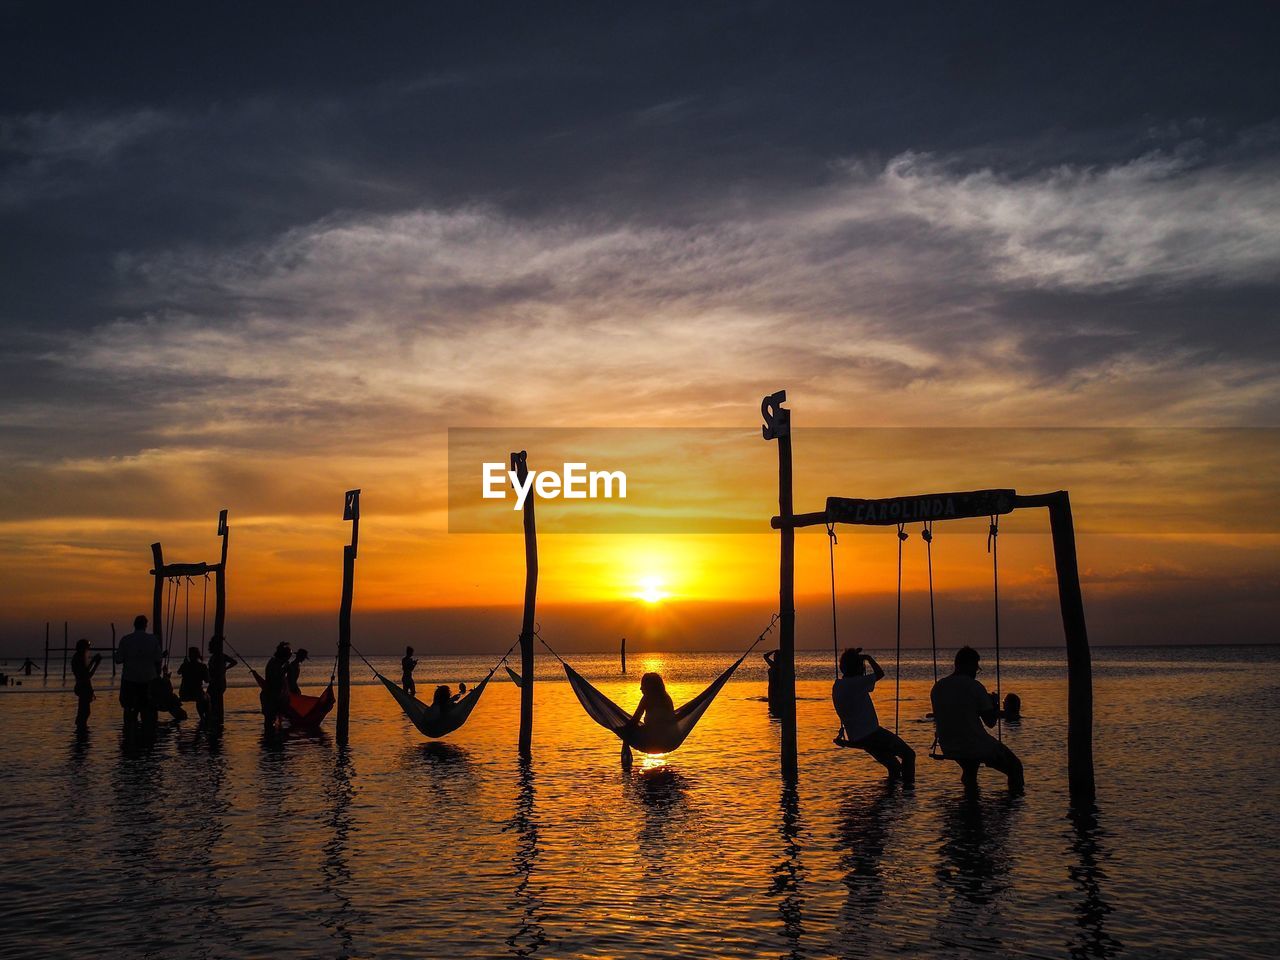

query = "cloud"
[0, 108, 174, 206]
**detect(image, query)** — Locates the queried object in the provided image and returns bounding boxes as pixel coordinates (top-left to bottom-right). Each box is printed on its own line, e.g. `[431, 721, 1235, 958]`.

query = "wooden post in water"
[762, 390, 798, 781]
[150, 543, 165, 652]
[511, 452, 538, 759]
[337, 489, 360, 746]
[110, 622, 117, 678]
[1045, 492, 1095, 803]
[213, 509, 229, 639]
[62, 621, 68, 682]
[43, 622, 49, 681]
[620, 637, 626, 674]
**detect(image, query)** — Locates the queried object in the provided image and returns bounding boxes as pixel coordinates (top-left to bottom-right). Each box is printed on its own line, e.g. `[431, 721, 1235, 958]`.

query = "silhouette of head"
[295, 648, 309, 662]
[75, 637, 90, 655]
[839, 647, 866, 676]
[406, 646, 414, 656]
[1003, 692, 1022, 720]
[188, 646, 201, 661]
[640, 672, 666, 697]
[209, 635, 223, 653]
[954, 646, 981, 677]
[433, 684, 452, 708]
[134, 615, 148, 630]
[274, 641, 292, 660]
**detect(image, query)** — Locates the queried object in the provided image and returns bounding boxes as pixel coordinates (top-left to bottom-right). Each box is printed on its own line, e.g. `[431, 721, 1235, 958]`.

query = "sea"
[0, 645, 1276, 959]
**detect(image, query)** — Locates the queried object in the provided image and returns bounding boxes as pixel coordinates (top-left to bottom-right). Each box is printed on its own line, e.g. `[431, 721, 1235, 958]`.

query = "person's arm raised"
[863, 654, 886, 682]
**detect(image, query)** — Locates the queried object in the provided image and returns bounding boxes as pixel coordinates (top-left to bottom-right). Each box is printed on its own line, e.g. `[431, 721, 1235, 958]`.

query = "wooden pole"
[1044, 491, 1095, 802]
[337, 489, 360, 746]
[62, 621, 68, 682]
[43, 621, 49, 681]
[213, 509, 229, 638]
[762, 391, 798, 780]
[512, 451, 538, 759]
[620, 637, 626, 674]
[110, 623, 117, 678]
[150, 543, 164, 651]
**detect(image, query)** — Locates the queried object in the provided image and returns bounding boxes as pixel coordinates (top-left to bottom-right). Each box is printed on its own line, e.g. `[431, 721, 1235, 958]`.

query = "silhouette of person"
[71, 637, 102, 730]
[1001, 692, 1022, 723]
[930, 646, 1024, 793]
[261, 642, 292, 732]
[401, 646, 417, 696]
[432, 684, 455, 713]
[832, 647, 916, 783]
[620, 671, 677, 768]
[21, 657, 38, 676]
[178, 647, 211, 725]
[763, 649, 781, 716]
[206, 635, 237, 732]
[114, 615, 162, 742]
[287, 648, 309, 695]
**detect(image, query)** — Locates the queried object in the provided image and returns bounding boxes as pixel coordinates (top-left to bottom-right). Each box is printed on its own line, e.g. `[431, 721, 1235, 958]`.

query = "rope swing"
[894, 522, 907, 736]
[989, 514, 1003, 742]
[826, 522, 839, 680]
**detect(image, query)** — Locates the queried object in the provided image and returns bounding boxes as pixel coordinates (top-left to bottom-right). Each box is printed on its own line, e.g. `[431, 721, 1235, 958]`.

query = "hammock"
[553, 616, 779, 755]
[375, 672, 492, 739]
[251, 668, 335, 729]
[506, 666, 524, 688]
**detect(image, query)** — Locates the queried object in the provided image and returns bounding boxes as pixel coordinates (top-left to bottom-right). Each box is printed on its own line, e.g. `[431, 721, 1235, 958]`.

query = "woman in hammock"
[620, 672, 678, 767]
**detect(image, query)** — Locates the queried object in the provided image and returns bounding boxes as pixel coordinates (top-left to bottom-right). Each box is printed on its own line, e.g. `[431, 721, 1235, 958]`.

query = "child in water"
[71, 638, 102, 730]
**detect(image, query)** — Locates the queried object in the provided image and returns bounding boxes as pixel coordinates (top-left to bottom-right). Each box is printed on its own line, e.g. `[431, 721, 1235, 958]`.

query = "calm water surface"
[1, 645, 1277, 959]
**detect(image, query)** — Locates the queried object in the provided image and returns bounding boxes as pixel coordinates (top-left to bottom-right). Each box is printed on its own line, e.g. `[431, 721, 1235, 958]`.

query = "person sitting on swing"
[832, 648, 916, 783]
[930, 646, 1024, 793]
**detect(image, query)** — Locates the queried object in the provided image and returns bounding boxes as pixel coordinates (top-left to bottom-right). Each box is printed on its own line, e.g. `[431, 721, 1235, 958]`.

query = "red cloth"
[252, 669, 335, 728]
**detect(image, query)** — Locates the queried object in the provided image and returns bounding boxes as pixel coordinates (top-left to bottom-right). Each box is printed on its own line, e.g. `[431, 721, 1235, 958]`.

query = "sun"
[636, 574, 669, 604]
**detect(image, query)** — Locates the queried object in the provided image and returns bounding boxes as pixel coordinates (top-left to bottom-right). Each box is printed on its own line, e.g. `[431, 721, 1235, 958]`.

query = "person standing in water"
[832, 647, 916, 783]
[20, 657, 39, 677]
[620, 671, 677, 768]
[261, 642, 292, 733]
[930, 646, 1024, 793]
[71, 638, 102, 731]
[206, 635, 237, 732]
[401, 646, 417, 696]
[763, 649, 781, 717]
[178, 647, 211, 726]
[286, 648, 309, 695]
[114, 615, 162, 742]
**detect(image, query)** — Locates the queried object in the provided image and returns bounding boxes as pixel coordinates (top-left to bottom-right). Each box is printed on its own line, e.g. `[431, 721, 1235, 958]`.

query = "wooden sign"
[343, 489, 361, 521]
[826, 488, 1016, 526]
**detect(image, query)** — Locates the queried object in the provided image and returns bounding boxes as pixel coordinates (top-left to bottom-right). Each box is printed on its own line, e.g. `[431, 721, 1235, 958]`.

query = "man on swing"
[931, 646, 1024, 793]
[832, 647, 915, 783]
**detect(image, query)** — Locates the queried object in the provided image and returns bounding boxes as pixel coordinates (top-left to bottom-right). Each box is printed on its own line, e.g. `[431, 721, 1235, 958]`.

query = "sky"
[1, 1, 1277, 656]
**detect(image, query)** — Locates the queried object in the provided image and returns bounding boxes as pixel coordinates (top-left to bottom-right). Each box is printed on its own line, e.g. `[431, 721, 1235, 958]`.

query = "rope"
[923, 521, 938, 684]
[200, 575, 208, 657]
[351, 638, 521, 685]
[826, 522, 839, 680]
[183, 576, 190, 658]
[989, 514, 1002, 742]
[894, 523, 907, 735]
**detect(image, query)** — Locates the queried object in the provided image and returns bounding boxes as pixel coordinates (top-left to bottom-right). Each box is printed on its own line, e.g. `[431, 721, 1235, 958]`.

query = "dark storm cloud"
[2, 0, 1279, 491]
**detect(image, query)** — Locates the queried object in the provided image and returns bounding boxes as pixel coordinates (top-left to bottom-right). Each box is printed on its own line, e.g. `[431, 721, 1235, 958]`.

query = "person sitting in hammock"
[619, 672, 678, 766]
[832, 647, 916, 784]
[431, 684, 457, 713]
